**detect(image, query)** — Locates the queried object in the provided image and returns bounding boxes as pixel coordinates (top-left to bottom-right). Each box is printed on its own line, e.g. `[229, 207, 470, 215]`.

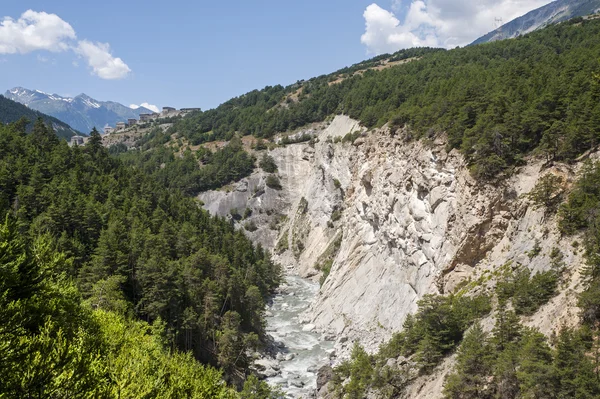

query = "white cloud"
[361, 1, 553, 54]
[130, 103, 160, 113]
[75, 40, 130, 80]
[0, 10, 131, 80]
[0, 10, 76, 54]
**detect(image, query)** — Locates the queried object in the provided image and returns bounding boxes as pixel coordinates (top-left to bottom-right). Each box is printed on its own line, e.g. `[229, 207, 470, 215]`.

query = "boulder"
[316, 365, 333, 391]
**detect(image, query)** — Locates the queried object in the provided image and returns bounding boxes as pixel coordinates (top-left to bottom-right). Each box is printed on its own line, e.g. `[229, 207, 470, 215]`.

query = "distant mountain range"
[0, 95, 80, 140]
[4, 87, 154, 134]
[472, 0, 600, 45]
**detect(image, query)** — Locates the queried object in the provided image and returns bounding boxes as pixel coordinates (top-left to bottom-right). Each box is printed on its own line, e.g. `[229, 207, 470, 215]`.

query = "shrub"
[329, 209, 342, 225]
[319, 260, 333, 286]
[342, 131, 362, 143]
[276, 231, 289, 253]
[266, 175, 282, 190]
[526, 174, 564, 212]
[229, 208, 242, 221]
[244, 221, 258, 232]
[259, 154, 278, 173]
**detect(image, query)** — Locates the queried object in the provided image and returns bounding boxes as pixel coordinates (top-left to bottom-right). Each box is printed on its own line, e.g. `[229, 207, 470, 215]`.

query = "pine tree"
[444, 323, 493, 399]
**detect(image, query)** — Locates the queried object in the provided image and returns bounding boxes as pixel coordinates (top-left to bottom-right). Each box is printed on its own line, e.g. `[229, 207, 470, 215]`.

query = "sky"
[0, 0, 553, 111]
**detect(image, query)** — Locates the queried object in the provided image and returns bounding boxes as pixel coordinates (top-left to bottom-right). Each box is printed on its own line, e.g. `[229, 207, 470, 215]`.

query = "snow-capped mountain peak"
[472, 0, 600, 45]
[4, 86, 154, 133]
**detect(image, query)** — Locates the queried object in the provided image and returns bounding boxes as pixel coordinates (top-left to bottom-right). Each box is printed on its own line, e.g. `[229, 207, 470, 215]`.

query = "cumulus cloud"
[75, 40, 130, 80]
[0, 10, 76, 54]
[130, 103, 160, 113]
[361, 0, 553, 54]
[0, 9, 130, 79]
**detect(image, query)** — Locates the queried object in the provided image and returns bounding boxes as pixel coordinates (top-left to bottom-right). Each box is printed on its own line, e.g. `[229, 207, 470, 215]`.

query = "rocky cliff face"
[200, 115, 586, 397]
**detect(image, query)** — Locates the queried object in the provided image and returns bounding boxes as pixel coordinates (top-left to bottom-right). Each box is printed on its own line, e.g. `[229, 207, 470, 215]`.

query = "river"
[264, 275, 335, 398]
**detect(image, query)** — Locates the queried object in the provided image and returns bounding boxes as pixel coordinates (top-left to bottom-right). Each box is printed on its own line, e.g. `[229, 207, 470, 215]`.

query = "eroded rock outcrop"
[199, 115, 586, 397]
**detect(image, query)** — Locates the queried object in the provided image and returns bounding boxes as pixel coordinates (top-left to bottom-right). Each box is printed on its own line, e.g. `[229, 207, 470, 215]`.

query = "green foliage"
[560, 161, 600, 235]
[0, 96, 80, 139]
[244, 220, 258, 232]
[342, 131, 362, 143]
[107, 142, 128, 156]
[330, 208, 342, 224]
[333, 343, 374, 399]
[496, 267, 558, 315]
[120, 136, 256, 195]
[526, 173, 565, 212]
[275, 230, 289, 254]
[377, 294, 491, 373]
[527, 239, 542, 259]
[0, 121, 282, 387]
[443, 323, 494, 399]
[314, 233, 342, 286]
[280, 132, 313, 145]
[240, 374, 282, 399]
[0, 215, 241, 398]
[170, 21, 600, 179]
[259, 154, 278, 173]
[329, 293, 490, 398]
[443, 311, 600, 399]
[252, 138, 268, 151]
[265, 175, 282, 190]
[318, 260, 333, 286]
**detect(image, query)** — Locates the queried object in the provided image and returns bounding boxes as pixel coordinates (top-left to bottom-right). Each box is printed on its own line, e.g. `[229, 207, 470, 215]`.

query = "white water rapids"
[264, 275, 335, 398]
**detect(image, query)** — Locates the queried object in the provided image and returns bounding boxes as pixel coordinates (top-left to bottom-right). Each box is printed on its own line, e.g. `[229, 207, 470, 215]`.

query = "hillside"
[0, 94, 80, 139]
[0, 120, 280, 397]
[4, 87, 154, 133]
[6, 12, 600, 399]
[472, 0, 600, 45]
[129, 17, 600, 398]
[160, 18, 600, 183]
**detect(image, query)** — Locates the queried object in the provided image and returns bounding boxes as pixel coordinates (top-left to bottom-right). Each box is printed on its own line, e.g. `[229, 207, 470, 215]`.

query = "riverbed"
[264, 275, 335, 398]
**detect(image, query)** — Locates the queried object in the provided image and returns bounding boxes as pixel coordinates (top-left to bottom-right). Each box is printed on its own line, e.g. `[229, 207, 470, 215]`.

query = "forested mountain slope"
[0, 120, 281, 397]
[0, 95, 80, 139]
[155, 17, 600, 398]
[166, 18, 600, 182]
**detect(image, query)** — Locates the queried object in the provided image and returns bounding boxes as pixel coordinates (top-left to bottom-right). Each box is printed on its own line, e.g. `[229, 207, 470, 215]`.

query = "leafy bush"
[266, 175, 282, 190]
[330, 209, 342, 224]
[259, 154, 277, 173]
[342, 131, 362, 143]
[244, 221, 258, 232]
[280, 132, 313, 145]
[276, 231, 289, 253]
[318, 260, 333, 286]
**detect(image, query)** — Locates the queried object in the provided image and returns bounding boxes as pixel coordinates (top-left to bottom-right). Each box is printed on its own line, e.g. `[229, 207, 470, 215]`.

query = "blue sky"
[0, 0, 551, 111]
